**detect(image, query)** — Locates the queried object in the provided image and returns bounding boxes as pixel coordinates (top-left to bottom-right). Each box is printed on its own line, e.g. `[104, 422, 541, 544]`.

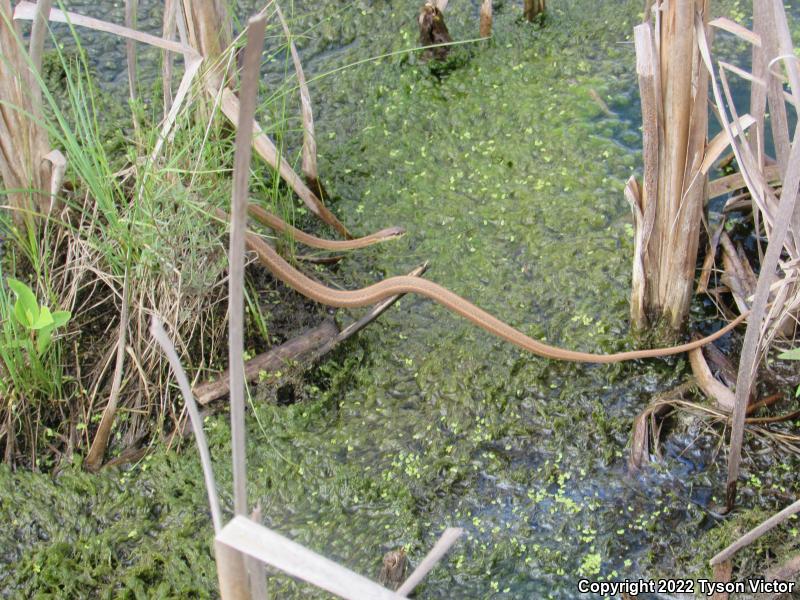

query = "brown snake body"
[248, 204, 405, 250]
[237, 207, 747, 364]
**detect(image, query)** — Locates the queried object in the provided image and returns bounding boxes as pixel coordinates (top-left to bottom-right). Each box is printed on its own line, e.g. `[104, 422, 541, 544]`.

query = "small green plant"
[6, 278, 71, 356]
[0, 277, 70, 402]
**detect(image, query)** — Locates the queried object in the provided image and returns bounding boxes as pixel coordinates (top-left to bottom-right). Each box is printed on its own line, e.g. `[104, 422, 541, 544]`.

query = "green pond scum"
[3, 0, 800, 598]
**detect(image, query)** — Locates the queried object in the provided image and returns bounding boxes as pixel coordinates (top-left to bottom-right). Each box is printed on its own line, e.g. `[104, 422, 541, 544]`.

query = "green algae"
[3, 0, 800, 598]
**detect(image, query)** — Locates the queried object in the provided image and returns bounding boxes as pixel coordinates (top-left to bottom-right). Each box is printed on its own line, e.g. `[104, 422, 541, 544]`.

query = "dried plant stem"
[85, 272, 130, 471]
[711, 498, 800, 566]
[28, 0, 52, 115]
[695, 7, 800, 508]
[214, 86, 352, 238]
[396, 528, 463, 596]
[150, 318, 222, 532]
[274, 3, 323, 196]
[0, 0, 52, 224]
[629, 2, 710, 333]
[229, 12, 265, 520]
[479, 0, 492, 38]
[216, 516, 403, 600]
[524, 0, 545, 21]
[124, 0, 138, 102]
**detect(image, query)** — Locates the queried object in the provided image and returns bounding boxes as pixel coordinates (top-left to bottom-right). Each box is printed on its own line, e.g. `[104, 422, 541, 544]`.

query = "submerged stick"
[193, 320, 338, 405]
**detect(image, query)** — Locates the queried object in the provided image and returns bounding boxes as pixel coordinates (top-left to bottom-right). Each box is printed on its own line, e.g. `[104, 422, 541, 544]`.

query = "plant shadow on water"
[3, 0, 800, 598]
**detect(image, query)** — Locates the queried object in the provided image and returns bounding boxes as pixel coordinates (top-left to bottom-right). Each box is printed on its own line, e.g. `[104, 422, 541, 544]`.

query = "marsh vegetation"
[1, 0, 800, 598]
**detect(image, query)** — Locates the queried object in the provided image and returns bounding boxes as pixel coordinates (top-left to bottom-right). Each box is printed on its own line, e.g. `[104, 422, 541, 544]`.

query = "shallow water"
[3, 1, 800, 598]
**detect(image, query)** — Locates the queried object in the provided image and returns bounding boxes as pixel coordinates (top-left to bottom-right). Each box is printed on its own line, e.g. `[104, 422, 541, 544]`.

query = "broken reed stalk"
[124, 0, 138, 102]
[396, 528, 463, 596]
[524, 0, 545, 22]
[0, 0, 52, 226]
[180, 0, 230, 85]
[176, 0, 352, 237]
[161, 0, 176, 116]
[28, 0, 52, 115]
[274, 3, 324, 197]
[479, 0, 492, 38]
[216, 516, 404, 600]
[711, 498, 800, 566]
[213, 86, 352, 238]
[695, 1, 800, 509]
[628, 1, 709, 333]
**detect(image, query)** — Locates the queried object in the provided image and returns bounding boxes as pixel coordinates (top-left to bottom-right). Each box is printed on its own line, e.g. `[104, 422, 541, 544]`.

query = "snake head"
[378, 226, 406, 240]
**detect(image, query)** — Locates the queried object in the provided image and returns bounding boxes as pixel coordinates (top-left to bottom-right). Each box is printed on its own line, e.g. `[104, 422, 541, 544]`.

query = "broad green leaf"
[778, 347, 800, 361]
[36, 327, 53, 355]
[7, 278, 40, 328]
[31, 305, 55, 330]
[51, 311, 71, 329]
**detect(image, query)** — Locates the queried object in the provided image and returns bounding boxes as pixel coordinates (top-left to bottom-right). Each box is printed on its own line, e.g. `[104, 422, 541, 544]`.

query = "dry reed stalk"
[694, 2, 800, 508]
[246, 507, 268, 600]
[628, 0, 711, 332]
[180, 0, 231, 85]
[161, 0, 177, 116]
[396, 528, 463, 596]
[213, 85, 352, 238]
[711, 561, 732, 600]
[28, 0, 52, 115]
[0, 0, 51, 225]
[150, 317, 223, 532]
[479, 0, 492, 38]
[216, 516, 404, 599]
[222, 15, 266, 599]
[524, 0, 545, 22]
[711, 498, 800, 566]
[689, 345, 736, 412]
[85, 271, 130, 471]
[124, 0, 138, 102]
[229, 12, 265, 518]
[173, 0, 354, 238]
[274, 3, 324, 197]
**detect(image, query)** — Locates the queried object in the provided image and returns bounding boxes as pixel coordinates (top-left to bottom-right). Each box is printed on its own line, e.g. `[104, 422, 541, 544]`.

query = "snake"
[247, 204, 405, 250]
[235, 207, 748, 364]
